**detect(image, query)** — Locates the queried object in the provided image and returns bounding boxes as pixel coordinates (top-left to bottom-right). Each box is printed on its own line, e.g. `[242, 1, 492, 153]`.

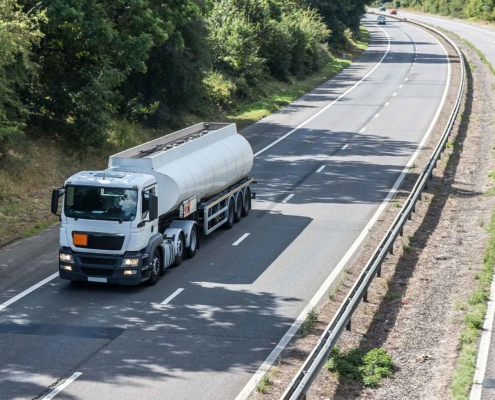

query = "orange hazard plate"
[73, 233, 88, 247]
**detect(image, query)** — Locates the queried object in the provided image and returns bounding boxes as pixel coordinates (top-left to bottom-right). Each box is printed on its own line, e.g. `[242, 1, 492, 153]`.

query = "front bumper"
[58, 248, 147, 285]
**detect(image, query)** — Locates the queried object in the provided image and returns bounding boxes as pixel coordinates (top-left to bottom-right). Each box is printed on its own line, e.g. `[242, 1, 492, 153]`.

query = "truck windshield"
[64, 186, 138, 222]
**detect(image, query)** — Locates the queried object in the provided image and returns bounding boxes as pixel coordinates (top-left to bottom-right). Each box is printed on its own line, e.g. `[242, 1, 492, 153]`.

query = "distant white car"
[377, 16, 387, 25]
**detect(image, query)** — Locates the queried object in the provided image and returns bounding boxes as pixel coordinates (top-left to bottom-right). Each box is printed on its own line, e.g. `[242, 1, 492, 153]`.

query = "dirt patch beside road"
[249, 27, 495, 400]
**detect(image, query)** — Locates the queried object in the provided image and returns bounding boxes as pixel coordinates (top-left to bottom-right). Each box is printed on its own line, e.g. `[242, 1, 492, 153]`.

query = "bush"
[203, 72, 237, 110]
[326, 346, 394, 388]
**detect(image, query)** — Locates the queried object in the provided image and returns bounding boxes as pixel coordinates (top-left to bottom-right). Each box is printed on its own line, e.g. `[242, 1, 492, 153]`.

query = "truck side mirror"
[149, 195, 158, 222]
[51, 188, 63, 216]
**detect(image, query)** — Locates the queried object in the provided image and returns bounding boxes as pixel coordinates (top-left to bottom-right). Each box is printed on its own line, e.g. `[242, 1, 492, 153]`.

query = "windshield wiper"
[104, 217, 123, 224]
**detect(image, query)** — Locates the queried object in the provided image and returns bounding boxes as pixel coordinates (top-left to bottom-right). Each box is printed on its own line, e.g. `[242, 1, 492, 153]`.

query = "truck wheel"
[234, 194, 243, 223]
[187, 225, 198, 259]
[174, 234, 185, 266]
[242, 188, 251, 217]
[147, 248, 161, 286]
[224, 198, 235, 229]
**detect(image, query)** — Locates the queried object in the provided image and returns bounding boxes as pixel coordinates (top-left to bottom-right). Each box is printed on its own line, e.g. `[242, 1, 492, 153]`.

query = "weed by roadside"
[302, 308, 319, 336]
[325, 347, 394, 388]
[256, 374, 272, 394]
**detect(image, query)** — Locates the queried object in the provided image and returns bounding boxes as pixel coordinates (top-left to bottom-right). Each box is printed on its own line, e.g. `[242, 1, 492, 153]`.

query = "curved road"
[377, 9, 495, 399]
[0, 17, 450, 400]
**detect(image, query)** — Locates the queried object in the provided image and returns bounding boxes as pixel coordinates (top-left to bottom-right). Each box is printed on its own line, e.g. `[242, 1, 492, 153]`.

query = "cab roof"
[65, 170, 155, 188]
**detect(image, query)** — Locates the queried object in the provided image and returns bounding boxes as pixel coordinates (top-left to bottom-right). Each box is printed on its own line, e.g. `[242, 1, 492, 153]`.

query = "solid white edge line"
[470, 276, 495, 399]
[232, 233, 250, 246]
[160, 288, 184, 305]
[342, 144, 349, 150]
[235, 20, 451, 400]
[0, 272, 59, 311]
[253, 26, 392, 158]
[316, 165, 326, 173]
[43, 372, 82, 400]
[282, 194, 295, 204]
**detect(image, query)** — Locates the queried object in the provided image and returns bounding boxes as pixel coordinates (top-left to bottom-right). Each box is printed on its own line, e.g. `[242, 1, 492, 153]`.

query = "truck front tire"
[147, 248, 161, 286]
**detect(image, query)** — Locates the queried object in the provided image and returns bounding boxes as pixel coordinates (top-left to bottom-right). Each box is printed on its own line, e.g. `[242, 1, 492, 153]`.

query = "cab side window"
[142, 187, 156, 219]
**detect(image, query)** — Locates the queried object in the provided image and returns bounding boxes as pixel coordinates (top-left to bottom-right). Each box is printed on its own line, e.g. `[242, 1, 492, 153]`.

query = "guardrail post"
[419, 191, 422, 201]
[364, 289, 368, 303]
[377, 265, 382, 278]
[346, 319, 351, 331]
[400, 228, 403, 237]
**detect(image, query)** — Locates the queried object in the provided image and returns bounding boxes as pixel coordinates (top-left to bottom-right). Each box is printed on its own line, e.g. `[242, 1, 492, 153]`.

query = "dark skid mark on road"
[0, 323, 124, 339]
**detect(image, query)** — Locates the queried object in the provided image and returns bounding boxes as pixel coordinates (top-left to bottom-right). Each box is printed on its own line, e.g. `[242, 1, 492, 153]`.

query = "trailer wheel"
[234, 194, 243, 223]
[224, 198, 235, 229]
[187, 225, 198, 259]
[147, 248, 161, 286]
[173, 234, 185, 266]
[242, 188, 251, 217]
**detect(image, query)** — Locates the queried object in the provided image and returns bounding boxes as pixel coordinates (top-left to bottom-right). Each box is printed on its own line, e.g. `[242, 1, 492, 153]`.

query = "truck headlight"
[123, 258, 140, 267]
[59, 253, 74, 263]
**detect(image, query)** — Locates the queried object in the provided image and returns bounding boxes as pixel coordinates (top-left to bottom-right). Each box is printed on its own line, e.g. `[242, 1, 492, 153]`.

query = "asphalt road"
[397, 9, 495, 69]
[0, 17, 450, 400]
[376, 10, 495, 400]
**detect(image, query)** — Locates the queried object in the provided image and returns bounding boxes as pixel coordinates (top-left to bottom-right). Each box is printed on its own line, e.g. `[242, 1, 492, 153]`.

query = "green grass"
[256, 374, 272, 393]
[22, 222, 53, 238]
[326, 347, 394, 388]
[301, 308, 319, 336]
[386, 292, 402, 301]
[228, 25, 370, 129]
[450, 210, 495, 399]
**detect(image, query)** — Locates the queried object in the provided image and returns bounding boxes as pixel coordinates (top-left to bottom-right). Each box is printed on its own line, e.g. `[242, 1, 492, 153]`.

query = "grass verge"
[450, 210, 495, 399]
[422, 27, 495, 399]
[0, 26, 369, 245]
[228, 25, 369, 129]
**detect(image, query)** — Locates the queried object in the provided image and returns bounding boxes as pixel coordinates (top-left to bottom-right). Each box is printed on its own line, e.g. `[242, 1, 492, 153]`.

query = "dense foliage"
[399, 0, 495, 20]
[0, 0, 43, 153]
[0, 0, 367, 153]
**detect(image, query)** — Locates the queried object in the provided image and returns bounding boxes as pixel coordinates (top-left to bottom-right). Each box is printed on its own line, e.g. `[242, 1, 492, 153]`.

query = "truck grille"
[79, 257, 116, 266]
[73, 232, 125, 251]
[81, 267, 115, 277]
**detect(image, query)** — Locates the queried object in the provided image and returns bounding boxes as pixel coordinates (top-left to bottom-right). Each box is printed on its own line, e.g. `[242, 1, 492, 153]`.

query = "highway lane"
[0, 17, 450, 400]
[376, 10, 495, 400]
[382, 9, 495, 67]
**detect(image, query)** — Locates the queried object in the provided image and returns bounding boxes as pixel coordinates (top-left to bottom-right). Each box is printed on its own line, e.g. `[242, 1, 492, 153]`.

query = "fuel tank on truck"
[108, 122, 254, 216]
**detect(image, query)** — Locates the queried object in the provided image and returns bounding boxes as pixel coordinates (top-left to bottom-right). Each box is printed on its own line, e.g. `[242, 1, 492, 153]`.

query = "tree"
[0, 0, 43, 154]
[22, 0, 201, 147]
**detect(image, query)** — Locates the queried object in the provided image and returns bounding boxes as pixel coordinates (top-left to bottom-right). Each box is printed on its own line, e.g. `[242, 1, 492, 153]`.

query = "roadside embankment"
[0, 27, 368, 247]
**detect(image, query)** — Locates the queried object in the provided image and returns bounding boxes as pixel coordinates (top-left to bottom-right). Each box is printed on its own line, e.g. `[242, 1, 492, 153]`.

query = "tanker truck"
[51, 122, 255, 285]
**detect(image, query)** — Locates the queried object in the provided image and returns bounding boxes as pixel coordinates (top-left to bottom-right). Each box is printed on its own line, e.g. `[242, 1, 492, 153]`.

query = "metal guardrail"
[281, 16, 466, 400]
